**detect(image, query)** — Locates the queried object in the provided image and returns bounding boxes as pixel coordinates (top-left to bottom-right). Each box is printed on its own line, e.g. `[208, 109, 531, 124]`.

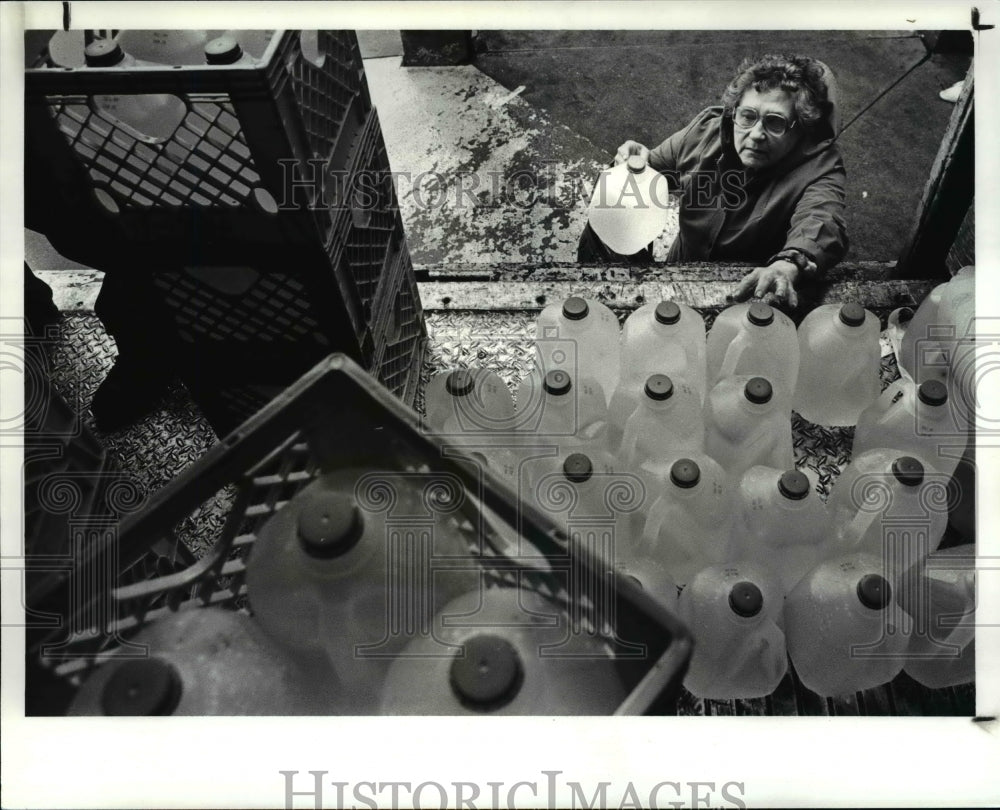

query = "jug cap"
[543, 370, 572, 396]
[655, 302, 681, 325]
[778, 470, 810, 500]
[744, 377, 773, 404]
[729, 581, 764, 618]
[626, 154, 647, 173]
[450, 634, 524, 710]
[563, 453, 594, 483]
[857, 573, 892, 610]
[644, 374, 674, 401]
[897, 307, 914, 324]
[562, 297, 590, 321]
[101, 659, 182, 716]
[85, 39, 126, 67]
[891, 456, 925, 486]
[446, 369, 476, 397]
[297, 491, 364, 558]
[205, 35, 245, 64]
[918, 379, 948, 407]
[747, 302, 774, 327]
[839, 303, 866, 327]
[670, 458, 701, 488]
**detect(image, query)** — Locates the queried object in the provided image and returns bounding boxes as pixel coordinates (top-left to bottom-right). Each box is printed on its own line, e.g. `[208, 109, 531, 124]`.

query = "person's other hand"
[614, 141, 650, 166]
[731, 260, 800, 308]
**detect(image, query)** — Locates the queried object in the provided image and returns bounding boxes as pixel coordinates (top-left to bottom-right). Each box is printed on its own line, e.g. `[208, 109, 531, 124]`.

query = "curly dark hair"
[721, 54, 832, 130]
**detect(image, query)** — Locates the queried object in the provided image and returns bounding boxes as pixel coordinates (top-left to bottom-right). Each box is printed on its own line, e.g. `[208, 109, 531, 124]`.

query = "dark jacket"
[647, 92, 848, 273]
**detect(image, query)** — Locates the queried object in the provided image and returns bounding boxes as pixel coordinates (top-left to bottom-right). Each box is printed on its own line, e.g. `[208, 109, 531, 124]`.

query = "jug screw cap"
[839, 303, 866, 327]
[205, 35, 244, 64]
[778, 470, 810, 500]
[744, 377, 773, 404]
[918, 379, 948, 407]
[891, 456, 925, 487]
[626, 154, 647, 173]
[747, 302, 774, 326]
[446, 369, 476, 397]
[897, 307, 914, 324]
[543, 370, 572, 396]
[84, 39, 126, 67]
[857, 574, 892, 610]
[102, 659, 182, 716]
[645, 374, 674, 401]
[729, 581, 764, 618]
[655, 301, 681, 324]
[297, 491, 364, 558]
[563, 453, 594, 483]
[450, 634, 524, 710]
[562, 297, 590, 321]
[670, 458, 701, 488]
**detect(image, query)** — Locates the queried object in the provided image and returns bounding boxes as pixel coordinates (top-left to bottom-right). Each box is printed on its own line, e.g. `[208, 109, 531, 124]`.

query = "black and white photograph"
[3, 1, 999, 808]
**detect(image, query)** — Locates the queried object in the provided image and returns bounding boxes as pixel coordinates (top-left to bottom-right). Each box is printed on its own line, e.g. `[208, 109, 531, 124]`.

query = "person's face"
[732, 87, 803, 170]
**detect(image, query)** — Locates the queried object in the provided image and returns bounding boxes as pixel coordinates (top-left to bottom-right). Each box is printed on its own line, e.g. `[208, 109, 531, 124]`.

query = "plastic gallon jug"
[852, 378, 966, 479]
[118, 30, 212, 65]
[728, 467, 833, 594]
[785, 552, 913, 697]
[379, 586, 628, 714]
[67, 608, 339, 715]
[793, 303, 881, 426]
[638, 455, 732, 586]
[617, 374, 704, 480]
[535, 297, 620, 407]
[84, 40, 187, 142]
[203, 34, 258, 65]
[704, 375, 794, 481]
[246, 469, 478, 712]
[898, 544, 976, 689]
[619, 301, 707, 401]
[897, 266, 975, 391]
[677, 562, 787, 699]
[514, 368, 608, 454]
[705, 302, 799, 400]
[828, 450, 949, 570]
[615, 557, 679, 609]
[424, 368, 516, 447]
[587, 153, 670, 256]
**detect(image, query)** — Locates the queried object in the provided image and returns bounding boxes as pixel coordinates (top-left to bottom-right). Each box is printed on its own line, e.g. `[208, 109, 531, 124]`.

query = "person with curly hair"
[579, 54, 848, 308]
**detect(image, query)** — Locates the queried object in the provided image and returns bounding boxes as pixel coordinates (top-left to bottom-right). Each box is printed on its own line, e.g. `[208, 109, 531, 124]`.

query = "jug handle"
[718, 330, 752, 381]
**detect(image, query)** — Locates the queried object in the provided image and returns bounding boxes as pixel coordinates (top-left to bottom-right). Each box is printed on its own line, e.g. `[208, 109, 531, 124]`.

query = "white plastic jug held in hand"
[617, 374, 704, 481]
[535, 297, 621, 406]
[704, 375, 794, 481]
[852, 378, 965, 478]
[728, 467, 833, 595]
[620, 301, 707, 400]
[245, 470, 477, 711]
[638, 455, 732, 586]
[898, 544, 976, 689]
[793, 303, 881, 426]
[84, 40, 187, 142]
[677, 562, 787, 699]
[784, 552, 913, 697]
[827, 450, 949, 572]
[587, 153, 670, 256]
[706, 302, 799, 401]
[379, 586, 628, 715]
[67, 608, 340, 715]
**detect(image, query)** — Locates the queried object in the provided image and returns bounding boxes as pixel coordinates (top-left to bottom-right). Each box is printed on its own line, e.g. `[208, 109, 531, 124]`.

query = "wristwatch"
[767, 249, 818, 276]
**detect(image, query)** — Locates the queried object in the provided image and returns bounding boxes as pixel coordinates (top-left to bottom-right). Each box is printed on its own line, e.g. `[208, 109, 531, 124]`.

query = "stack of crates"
[25, 30, 425, 436]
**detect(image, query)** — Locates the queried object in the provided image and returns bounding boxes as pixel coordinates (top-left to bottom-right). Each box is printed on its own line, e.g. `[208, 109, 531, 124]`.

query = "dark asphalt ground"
[474, 30, 972, 264]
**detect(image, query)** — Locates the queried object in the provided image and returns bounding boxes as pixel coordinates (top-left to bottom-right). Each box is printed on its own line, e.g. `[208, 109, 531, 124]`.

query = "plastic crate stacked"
[25, 30, 425, 436]
[28, 356, 692, 716]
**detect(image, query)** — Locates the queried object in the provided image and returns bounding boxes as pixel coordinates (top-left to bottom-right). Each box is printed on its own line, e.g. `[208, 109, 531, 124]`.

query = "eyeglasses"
[733, 106, 797, 137]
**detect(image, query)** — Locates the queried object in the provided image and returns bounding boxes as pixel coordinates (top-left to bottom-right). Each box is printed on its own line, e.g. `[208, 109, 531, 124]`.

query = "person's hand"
[614, 141, 650, 166]
[731, 260, 801, 309]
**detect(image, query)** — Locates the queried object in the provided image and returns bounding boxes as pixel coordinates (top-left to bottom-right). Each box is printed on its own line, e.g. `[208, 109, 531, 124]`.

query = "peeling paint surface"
[365, 58, 679, 267]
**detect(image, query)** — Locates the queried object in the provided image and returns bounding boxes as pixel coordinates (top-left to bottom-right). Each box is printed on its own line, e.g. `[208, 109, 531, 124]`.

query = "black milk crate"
[29, 355, 692, 716]
[25, 30, 372, 264]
